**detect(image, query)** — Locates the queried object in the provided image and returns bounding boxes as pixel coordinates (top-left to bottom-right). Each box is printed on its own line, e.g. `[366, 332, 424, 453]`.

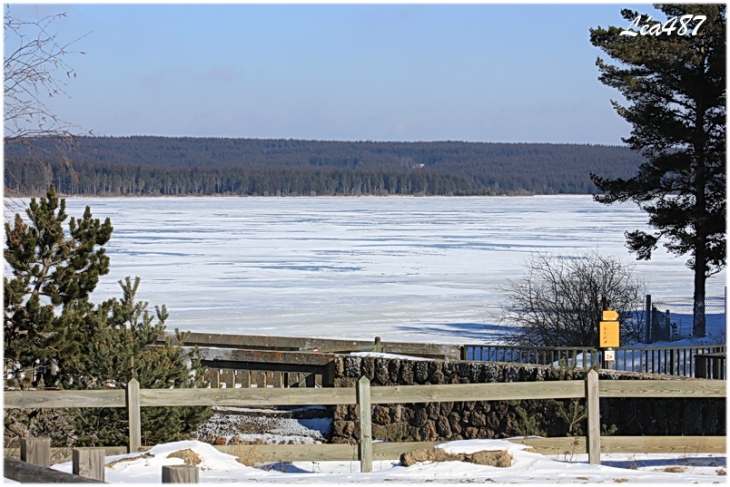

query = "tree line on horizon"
[4, 136, 645, 197]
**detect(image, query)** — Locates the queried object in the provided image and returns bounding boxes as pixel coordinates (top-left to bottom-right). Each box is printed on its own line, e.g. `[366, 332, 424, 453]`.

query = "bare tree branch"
[4, 6, 90, 141]
[500, 251, 646, 347]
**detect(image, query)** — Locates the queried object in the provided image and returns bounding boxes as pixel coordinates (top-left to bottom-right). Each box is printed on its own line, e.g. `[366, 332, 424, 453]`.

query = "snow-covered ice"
[59, 195, 726, 345]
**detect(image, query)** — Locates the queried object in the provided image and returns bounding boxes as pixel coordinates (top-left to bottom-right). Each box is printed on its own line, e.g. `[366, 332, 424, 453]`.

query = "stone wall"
[329, 355, 725, 444]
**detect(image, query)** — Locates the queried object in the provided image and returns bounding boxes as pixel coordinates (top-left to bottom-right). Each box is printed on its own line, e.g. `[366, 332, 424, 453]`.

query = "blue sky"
[5, 2, 653, 144]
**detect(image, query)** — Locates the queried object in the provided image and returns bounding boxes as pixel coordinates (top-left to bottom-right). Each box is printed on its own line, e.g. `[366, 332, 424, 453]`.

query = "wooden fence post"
[357, 376, 373, 473]
[586, 369, 601, 465]
[127, 378, 141, 453]
[20, 437, 50, 467]
[162, 464, 199, 483]
[4, 457, 103, 484]
[208, 369, 221, 388]
[73, 448, 106, 482]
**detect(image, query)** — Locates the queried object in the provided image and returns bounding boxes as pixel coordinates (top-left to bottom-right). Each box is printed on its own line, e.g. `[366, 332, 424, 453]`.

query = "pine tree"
[589, 5, 726, 337]
[4, 184, 113, 388]
[73, 277, 211, 447]
[4, 186, 212, 446]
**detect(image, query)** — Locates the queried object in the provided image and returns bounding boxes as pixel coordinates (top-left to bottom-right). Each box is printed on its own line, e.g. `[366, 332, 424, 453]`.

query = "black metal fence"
[463, 343, 726, 379]
[463, 345, 600, 368]
[647, 290, 726, 343]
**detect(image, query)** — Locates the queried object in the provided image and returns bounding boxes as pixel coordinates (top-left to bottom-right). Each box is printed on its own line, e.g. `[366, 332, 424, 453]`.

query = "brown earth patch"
[400, 448, 512, 467]
[167, 449, 202, 466]
[106, 453, 153, 468]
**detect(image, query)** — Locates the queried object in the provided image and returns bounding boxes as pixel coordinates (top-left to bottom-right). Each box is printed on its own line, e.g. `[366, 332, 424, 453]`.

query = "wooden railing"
[198, 348, 338, 389]
[4, 457, 103, 484]
[165, 333, 462, 390]
[4, 438, 105, 483]
[162, 332, 463, 360]
[4, 437, 200, 483]
[4, 371, 725, 472]
[463, 343, 727, 378]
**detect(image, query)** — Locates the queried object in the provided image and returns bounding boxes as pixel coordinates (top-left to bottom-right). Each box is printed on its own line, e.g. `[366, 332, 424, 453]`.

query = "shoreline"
[5, 192, 597, 199]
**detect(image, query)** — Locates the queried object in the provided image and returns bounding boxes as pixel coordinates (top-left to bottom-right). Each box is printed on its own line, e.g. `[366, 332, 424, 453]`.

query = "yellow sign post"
[599, 320, 620, 348]
[599, 308, 620, 369]
[602, 310, 619, 322]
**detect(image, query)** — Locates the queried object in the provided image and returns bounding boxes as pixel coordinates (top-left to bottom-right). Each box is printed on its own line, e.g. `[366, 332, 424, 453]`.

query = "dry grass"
[558, 437, 582, 462]
[229, 441, 271, 467]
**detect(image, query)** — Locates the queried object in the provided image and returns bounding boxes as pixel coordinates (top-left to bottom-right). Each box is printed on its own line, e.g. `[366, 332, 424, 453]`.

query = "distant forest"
[4, 136, 645, 197]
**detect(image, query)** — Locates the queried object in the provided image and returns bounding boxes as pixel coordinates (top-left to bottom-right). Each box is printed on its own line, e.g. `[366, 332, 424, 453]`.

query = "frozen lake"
[59, 195, 725, 344]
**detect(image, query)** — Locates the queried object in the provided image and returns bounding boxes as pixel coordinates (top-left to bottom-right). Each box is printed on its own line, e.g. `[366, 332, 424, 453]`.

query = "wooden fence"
[196, 347, 338, 389]
[162, 332, 462, 360]
[174, 334, 457, 391]
[203, 368, 323, 389]
[4, 370, 725, 474]
[4, 437, 196, 483]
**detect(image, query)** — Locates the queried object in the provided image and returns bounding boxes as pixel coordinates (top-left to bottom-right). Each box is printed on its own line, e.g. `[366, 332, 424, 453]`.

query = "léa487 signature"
[620, 14, 707, 37]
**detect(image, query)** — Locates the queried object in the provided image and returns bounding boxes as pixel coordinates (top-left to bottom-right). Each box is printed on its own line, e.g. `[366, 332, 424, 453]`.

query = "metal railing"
[462, 345, 600, 369]
[463, 343, 726, 378]
[647, 290, 727, 343]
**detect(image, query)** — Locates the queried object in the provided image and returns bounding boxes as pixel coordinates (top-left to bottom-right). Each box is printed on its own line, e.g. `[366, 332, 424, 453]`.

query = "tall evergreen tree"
[589, 4, 726, 337]
[4, 185, 113, 388]
[4, 186, 211, 446]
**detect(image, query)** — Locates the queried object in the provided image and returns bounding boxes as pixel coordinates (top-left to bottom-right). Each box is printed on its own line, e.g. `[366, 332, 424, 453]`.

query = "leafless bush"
[500, 251, 645, 347]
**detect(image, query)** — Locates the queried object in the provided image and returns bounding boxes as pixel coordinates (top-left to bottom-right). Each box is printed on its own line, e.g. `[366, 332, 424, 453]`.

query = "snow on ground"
[51, 381, 727, 485]
[196, 406, 332, 445]
[350, 351, 432, 361]
[48, 439, 726, 484]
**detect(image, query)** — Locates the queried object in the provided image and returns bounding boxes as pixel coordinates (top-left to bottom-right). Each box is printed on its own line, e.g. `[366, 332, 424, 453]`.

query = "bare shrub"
[501, 251, 645, 347]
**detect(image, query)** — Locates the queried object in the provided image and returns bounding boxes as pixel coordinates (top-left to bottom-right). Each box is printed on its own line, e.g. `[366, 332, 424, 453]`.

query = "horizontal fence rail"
[463, 343, 726, 378]
[161, 332, 463, 360]
[3, 390, 126, 409]
[4, 372, 725, 472]
[4, 457, 103, 484]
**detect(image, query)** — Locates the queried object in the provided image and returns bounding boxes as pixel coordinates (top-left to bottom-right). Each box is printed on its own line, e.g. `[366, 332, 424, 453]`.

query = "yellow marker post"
[599, 321, 620, 348]
[602, 310, 619, 322]
[599, 308, 620, 370]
